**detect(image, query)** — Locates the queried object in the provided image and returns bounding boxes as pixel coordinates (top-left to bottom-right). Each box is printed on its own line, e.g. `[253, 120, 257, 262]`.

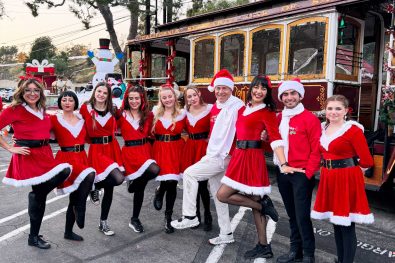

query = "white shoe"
[209, 233, 235, 245]
[170, 216, 200, 229]
[99, 220, 115, 236]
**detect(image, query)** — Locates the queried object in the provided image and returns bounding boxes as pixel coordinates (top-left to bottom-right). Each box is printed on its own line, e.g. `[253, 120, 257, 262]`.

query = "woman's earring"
[344, 115, 347, 120]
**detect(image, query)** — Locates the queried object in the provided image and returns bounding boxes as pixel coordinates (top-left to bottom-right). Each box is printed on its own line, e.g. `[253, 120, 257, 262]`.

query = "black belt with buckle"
[155, 134, 181, 142]
[321, 157, 358, 169]
[60, 144, 85, 152]
[236, 140, 262, 149]
[124, 138, 148, 147]
[188, 132, 209, 140]
[91, 136, 113, 144]
[15, 139, 49, 148]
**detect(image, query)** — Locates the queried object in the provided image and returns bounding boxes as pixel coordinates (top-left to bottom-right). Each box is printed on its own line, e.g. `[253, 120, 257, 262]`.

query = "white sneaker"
[209, 233, 235, 245]
[99, 220, 115, 236]
[171, 216, 200, 229]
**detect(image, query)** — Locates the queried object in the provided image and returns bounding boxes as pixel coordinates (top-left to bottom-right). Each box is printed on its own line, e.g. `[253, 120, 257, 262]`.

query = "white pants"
[182, 155, 232, 235]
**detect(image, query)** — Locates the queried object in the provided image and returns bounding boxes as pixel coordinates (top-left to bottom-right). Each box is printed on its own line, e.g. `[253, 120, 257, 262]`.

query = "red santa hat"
[277, 78, 305, 100]
[208, 69, 234, 92]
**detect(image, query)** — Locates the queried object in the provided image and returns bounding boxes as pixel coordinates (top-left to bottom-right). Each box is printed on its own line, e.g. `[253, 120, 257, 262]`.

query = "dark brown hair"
[122, 84, 150, 131]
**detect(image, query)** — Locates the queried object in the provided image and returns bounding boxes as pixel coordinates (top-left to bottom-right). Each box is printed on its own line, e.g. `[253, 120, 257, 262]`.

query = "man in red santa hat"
[171, 69, 244, 245]
[274, 79, 321, 263]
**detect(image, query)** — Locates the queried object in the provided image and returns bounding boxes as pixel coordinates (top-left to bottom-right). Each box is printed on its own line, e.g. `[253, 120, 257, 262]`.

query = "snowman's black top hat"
[99, 38, 111, 49]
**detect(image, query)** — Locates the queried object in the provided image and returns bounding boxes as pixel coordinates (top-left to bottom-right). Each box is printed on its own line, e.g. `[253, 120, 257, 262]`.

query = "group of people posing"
[0, 69, 374, 263]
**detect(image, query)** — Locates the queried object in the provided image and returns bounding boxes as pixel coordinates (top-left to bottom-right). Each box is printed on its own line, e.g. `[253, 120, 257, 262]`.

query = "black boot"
[203, 212, 213, 232]
[153, 186, 164, 211]
[164, 210, 174, 234]
[73, 205, 86, 229]
[260, 195, 279, 222]
[64, 231, 84, 241]
[28, 235, 51, 249]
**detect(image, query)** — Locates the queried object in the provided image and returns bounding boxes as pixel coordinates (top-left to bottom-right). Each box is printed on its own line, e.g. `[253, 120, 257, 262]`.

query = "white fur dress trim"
[125, 159, 156, 181]
[56, 167, 96, 195]
[94, 163, 123, 183]
[320, 120, 364, 151]
[221, 176, 271, 197]
[155, 173, 182, 181]
[311, 210, 374, 226]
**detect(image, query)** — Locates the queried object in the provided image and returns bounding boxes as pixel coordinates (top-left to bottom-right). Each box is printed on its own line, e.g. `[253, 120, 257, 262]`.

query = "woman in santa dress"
[217, 76, 290, 259]
[0, 78, 71, 249]
[50, 91, 95, 241]
[79, 82, 124, 236]
[181, 86, 213, 231]
[118, 85, 160, 233]
[151, 84, 185, 234]
[311, 95, 374, 263]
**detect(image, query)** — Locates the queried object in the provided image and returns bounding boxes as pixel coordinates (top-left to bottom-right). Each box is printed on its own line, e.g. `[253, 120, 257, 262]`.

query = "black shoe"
[28, 235, 51, 249]
[276, 251, 303, 263]
[90, 189, 100, 206]
[64, 231, 84, 241]
[302, 256, 315, 263]
[260, 195, 279, 222]
[129, 218, 144, 233]
[164, 210, 174, 234]
[73, 205, 86, 229]
[203, 213, 213, 232]
[153, 187, 163, 211]
[244, 243, 273, 259]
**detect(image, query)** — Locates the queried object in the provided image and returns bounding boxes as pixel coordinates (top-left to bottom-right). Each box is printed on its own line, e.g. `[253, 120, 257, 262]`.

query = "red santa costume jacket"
[222, 104, 283, 197]
[181, 104, 212, 172]
[79, 103, 123, 183]
[0, 104, 71, 187]
[311, 121, 374, 226]
[118, 111, 155, 181]
[152, 109, 185, 181]
[50, 114, 95, 195]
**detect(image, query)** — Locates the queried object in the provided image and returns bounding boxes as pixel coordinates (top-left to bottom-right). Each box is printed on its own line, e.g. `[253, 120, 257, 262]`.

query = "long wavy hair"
[183, 85, 205, 112]
[87, 82, 114, 114]
[152, 86, 181, 133]
[11, 78, 46, 110]
[246, 75, 276, 111]
[122, 84, 150, 131]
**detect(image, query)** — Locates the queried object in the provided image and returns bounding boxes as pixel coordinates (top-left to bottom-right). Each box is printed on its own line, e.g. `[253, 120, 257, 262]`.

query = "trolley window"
[220, 32, 245, 81]
[151, 54, 167, 84]
[193, 37, 216, 83]
[286, 17, 328, 79]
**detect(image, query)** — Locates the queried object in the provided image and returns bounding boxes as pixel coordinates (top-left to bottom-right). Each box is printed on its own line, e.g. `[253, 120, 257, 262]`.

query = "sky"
[0, 0, 136, 53]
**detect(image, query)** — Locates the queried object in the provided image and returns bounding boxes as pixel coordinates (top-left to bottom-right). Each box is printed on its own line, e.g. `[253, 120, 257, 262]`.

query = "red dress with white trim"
[0, 104, 71, 187]
[50, 114, 95, 195]
[80, 104, 123, 183]
[222, 105, 283, 197]
[311, 121, 374, 226]
[118, 111, 155, 181]
[181, 104, 212, 172]
[152, 110, 185, 181]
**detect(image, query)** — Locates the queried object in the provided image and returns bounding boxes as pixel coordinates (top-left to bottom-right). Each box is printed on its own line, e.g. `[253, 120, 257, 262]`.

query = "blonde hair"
[183, 85, 205, 111]
[152, 87, 181, 133]
[11, 78, 46, 110]
[325, 94, 350, 125]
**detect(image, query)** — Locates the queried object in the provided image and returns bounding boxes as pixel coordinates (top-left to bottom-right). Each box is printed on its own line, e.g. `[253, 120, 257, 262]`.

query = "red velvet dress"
[51, 114, 95, 195]
[0, 104, 71, 187]
[152, 110, 185, 181]
[180, 104, 212, 172]
[311, 121, 374, 226]
[118, 111, 155, 181]
[80, 104, 123, 183]
[222, 105, 282, 197]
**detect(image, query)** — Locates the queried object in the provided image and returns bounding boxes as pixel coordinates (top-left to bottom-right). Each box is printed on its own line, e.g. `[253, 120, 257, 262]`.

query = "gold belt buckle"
[103, 136, 109, 144]
[164, 134, 171, 142]
[74, 144, 81, 152]
[328, 159, 332, 169]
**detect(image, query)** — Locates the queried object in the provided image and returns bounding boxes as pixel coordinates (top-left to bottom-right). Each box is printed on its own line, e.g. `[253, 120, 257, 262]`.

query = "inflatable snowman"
[87, 38, 124, 88]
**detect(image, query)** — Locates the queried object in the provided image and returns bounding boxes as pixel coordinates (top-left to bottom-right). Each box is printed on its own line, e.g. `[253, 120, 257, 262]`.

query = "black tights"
[333, 223, 357, 263]
[65, 172, 95, 233]
[157, 180, 178, 212]
[129, 163, 160, 219]
[94, 168, 124, 221]
[29, 167, 71, 236]
[196, 180, 210, 219]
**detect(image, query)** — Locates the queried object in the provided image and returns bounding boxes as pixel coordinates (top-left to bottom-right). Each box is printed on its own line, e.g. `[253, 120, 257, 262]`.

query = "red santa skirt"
[222, 148, 271, 197]
[87, 140, 123, 183]
[152, 140, 184, 181]
[311, 166, 374, 226]
[181, 139, 208, 172]
[55, 151, 95, 195]
[122, 143, 155, 181]
[2, 145, 71, 187]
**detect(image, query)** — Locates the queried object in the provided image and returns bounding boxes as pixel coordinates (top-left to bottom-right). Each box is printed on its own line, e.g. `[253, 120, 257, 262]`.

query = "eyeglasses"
[24, 89, 41, 95]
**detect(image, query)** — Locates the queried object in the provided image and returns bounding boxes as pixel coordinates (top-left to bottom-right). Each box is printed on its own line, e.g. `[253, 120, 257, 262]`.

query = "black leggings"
[30, 167, 71, 236]
[129, 163, 160, 219]
[196, 180, 210, 218]
[65, 172, 95, 233]
[94, 168, 124, 221]
[157, 180, 178, 212]
[333, 223, 357, 263]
